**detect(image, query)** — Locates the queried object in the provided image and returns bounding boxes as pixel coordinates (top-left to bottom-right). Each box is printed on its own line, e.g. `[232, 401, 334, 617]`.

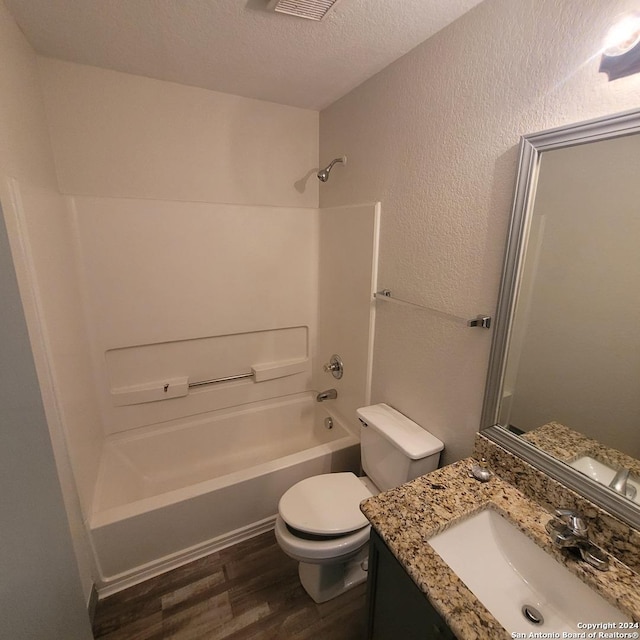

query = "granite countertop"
[360, 459, 640, 640]
[522, 422, 640, 478]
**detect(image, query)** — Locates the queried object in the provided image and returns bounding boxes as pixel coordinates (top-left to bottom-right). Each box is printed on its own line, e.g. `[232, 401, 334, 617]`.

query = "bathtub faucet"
[316, 388, 338, 402]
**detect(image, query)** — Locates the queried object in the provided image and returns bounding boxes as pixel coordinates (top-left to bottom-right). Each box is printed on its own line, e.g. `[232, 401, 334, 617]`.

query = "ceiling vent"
[267, 0, 341, 21]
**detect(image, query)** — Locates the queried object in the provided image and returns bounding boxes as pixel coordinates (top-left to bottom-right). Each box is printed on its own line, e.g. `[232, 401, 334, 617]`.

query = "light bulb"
[603, 13, 640, 57]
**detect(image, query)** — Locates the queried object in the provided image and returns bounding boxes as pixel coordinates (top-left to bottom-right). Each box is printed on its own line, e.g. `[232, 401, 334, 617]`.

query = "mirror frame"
[481, 107, 640, 530]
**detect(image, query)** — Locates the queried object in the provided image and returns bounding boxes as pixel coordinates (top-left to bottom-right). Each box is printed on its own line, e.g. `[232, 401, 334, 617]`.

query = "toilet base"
[298, 545, 369, 603]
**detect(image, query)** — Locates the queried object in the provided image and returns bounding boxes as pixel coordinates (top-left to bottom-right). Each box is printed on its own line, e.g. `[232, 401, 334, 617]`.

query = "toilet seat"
[273, 404, 443, 604]
[274, 515, 371, 563]
[278, 472, 373, 536]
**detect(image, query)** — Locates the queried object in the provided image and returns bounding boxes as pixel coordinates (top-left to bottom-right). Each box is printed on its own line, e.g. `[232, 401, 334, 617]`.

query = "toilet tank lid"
[356, 403, 444, 460]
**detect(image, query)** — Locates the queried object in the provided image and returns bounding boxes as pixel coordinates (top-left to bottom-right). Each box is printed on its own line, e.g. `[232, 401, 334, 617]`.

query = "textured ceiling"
[5, 0, 484, 110]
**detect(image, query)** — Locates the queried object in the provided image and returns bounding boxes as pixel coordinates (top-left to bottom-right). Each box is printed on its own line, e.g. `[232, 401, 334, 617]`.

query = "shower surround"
[5, 58, 379, 594]
[69, 194, 378, 591]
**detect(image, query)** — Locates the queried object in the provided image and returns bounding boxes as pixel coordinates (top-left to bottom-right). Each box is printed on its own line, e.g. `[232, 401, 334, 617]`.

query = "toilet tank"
[357, 404, 444, 492]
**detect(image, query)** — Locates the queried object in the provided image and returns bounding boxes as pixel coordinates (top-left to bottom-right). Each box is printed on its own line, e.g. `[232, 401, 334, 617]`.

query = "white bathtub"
[89, 392, 360, 594]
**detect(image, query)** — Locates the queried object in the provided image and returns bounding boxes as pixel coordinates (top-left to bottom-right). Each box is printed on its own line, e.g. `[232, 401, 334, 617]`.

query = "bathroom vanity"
[361, 107, 640, 640]
[366, 529, 454, 639]
[361, 436, 640, 640]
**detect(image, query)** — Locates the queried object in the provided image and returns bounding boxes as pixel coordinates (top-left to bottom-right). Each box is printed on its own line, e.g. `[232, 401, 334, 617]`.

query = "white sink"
[428, 509, 630, 634]
[569, 456, 640, 504]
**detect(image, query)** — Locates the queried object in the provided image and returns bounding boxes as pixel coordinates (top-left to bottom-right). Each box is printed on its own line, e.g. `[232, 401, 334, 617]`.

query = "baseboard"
[96, 515, 276, 599]
[87, 584, 99, 625]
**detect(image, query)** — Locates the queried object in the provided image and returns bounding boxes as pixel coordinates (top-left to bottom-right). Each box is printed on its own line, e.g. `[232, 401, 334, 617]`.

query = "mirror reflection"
[497, 131, 640, 500]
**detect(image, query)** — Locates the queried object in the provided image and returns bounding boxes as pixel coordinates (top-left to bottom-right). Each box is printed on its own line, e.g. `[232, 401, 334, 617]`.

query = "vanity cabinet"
[366, 529, 456, 639]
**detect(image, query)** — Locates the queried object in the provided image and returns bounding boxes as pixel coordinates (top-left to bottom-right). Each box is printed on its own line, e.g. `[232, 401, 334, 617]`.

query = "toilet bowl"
[275, 403, 444, 603]
[275, 472, 376, 602]
[274, 514, 370, 564]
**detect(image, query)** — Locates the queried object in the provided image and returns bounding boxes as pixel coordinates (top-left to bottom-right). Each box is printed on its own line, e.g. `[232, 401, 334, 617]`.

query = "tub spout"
[316, 388, 337, 402]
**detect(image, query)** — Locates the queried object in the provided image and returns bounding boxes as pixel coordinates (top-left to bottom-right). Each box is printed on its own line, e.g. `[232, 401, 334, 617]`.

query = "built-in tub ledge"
[360, 458, 640, 640]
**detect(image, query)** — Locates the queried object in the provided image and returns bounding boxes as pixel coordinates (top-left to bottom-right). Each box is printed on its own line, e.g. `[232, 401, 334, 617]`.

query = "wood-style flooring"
[92, 531, 367, 640]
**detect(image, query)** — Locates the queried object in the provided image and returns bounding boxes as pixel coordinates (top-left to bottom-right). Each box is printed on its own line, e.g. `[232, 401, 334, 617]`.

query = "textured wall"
[38, 58, 319, 207]
[320, 0, 640, 464]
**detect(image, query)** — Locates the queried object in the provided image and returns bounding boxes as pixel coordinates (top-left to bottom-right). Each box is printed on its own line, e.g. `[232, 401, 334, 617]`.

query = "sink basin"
[428, 509, 630, 634]
[569, 456, 640, 504]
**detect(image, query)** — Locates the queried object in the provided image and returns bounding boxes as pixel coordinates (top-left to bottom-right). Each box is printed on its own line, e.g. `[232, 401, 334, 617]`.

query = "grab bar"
[111, 358, 309, 406]
[187, 372, 254, 388]
[189, 358, 309, 387]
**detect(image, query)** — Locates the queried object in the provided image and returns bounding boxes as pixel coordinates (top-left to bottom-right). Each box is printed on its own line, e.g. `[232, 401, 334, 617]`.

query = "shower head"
[317, 156, 347, 182]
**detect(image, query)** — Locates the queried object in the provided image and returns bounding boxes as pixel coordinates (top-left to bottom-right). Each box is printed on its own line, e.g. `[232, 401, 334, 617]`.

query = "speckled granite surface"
[522, 421, 640, 478]
[475, 433, 640, 573]
[361, 456, 640, 640]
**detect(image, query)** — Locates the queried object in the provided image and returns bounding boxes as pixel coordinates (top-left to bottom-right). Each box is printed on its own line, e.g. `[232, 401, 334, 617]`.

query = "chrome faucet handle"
[547, 509, 609, 571]
[578, 543, 609, 571]
[322, 354, 344, 379]
[554, 509, 588, 537]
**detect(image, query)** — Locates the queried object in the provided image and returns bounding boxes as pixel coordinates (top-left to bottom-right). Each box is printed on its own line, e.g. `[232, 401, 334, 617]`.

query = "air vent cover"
[268, 0, 340, 21]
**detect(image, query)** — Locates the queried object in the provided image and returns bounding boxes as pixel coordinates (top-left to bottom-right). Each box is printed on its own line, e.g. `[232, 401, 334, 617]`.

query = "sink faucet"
[546, 509, 609, 571]
[316, 388, 337, 402]
[609, 468, 637, 500]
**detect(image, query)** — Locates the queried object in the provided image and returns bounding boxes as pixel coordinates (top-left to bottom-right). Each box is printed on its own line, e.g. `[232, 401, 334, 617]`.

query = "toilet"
[275, 403, 444, 603]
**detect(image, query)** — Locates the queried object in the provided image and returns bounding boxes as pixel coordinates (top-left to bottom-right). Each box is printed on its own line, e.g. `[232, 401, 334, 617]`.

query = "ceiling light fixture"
[600, 12, 640, 80]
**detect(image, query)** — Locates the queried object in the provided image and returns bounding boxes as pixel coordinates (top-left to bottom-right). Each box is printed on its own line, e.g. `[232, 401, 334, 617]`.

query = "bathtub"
[89, 392, 360, 594]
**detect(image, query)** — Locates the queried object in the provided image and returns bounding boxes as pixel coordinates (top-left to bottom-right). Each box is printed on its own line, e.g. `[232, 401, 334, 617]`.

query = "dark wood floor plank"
[161, 570, 227, 614]
[223, 537, 286, 581]
[108, 552, 225, 606]
[93, 528, 367, 640]
[163, 591, 233, 640]
[315, 582, 368, 618]
[291, 603, 367, 640]
[92, 594, 162, 638]
[201, 602, 272, 640]
[95, 612, 164, 640]
[226, 561, 303, 617]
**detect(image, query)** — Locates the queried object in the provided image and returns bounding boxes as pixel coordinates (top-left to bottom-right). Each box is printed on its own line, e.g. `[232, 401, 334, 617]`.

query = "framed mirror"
[481, 108, 640, 530]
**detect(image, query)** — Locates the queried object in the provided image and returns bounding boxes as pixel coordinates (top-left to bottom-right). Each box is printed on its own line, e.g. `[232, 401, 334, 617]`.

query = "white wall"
[0, 204, 93, 640]
[72, 196, 319, 434]
[39, 58, 319, 207]
[319, 0, 640, 464]
[5, 181, 104, 518]
[36, 61, 325, 439]
[0, 0, 94, 629]
[6, 39, 381, 603]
